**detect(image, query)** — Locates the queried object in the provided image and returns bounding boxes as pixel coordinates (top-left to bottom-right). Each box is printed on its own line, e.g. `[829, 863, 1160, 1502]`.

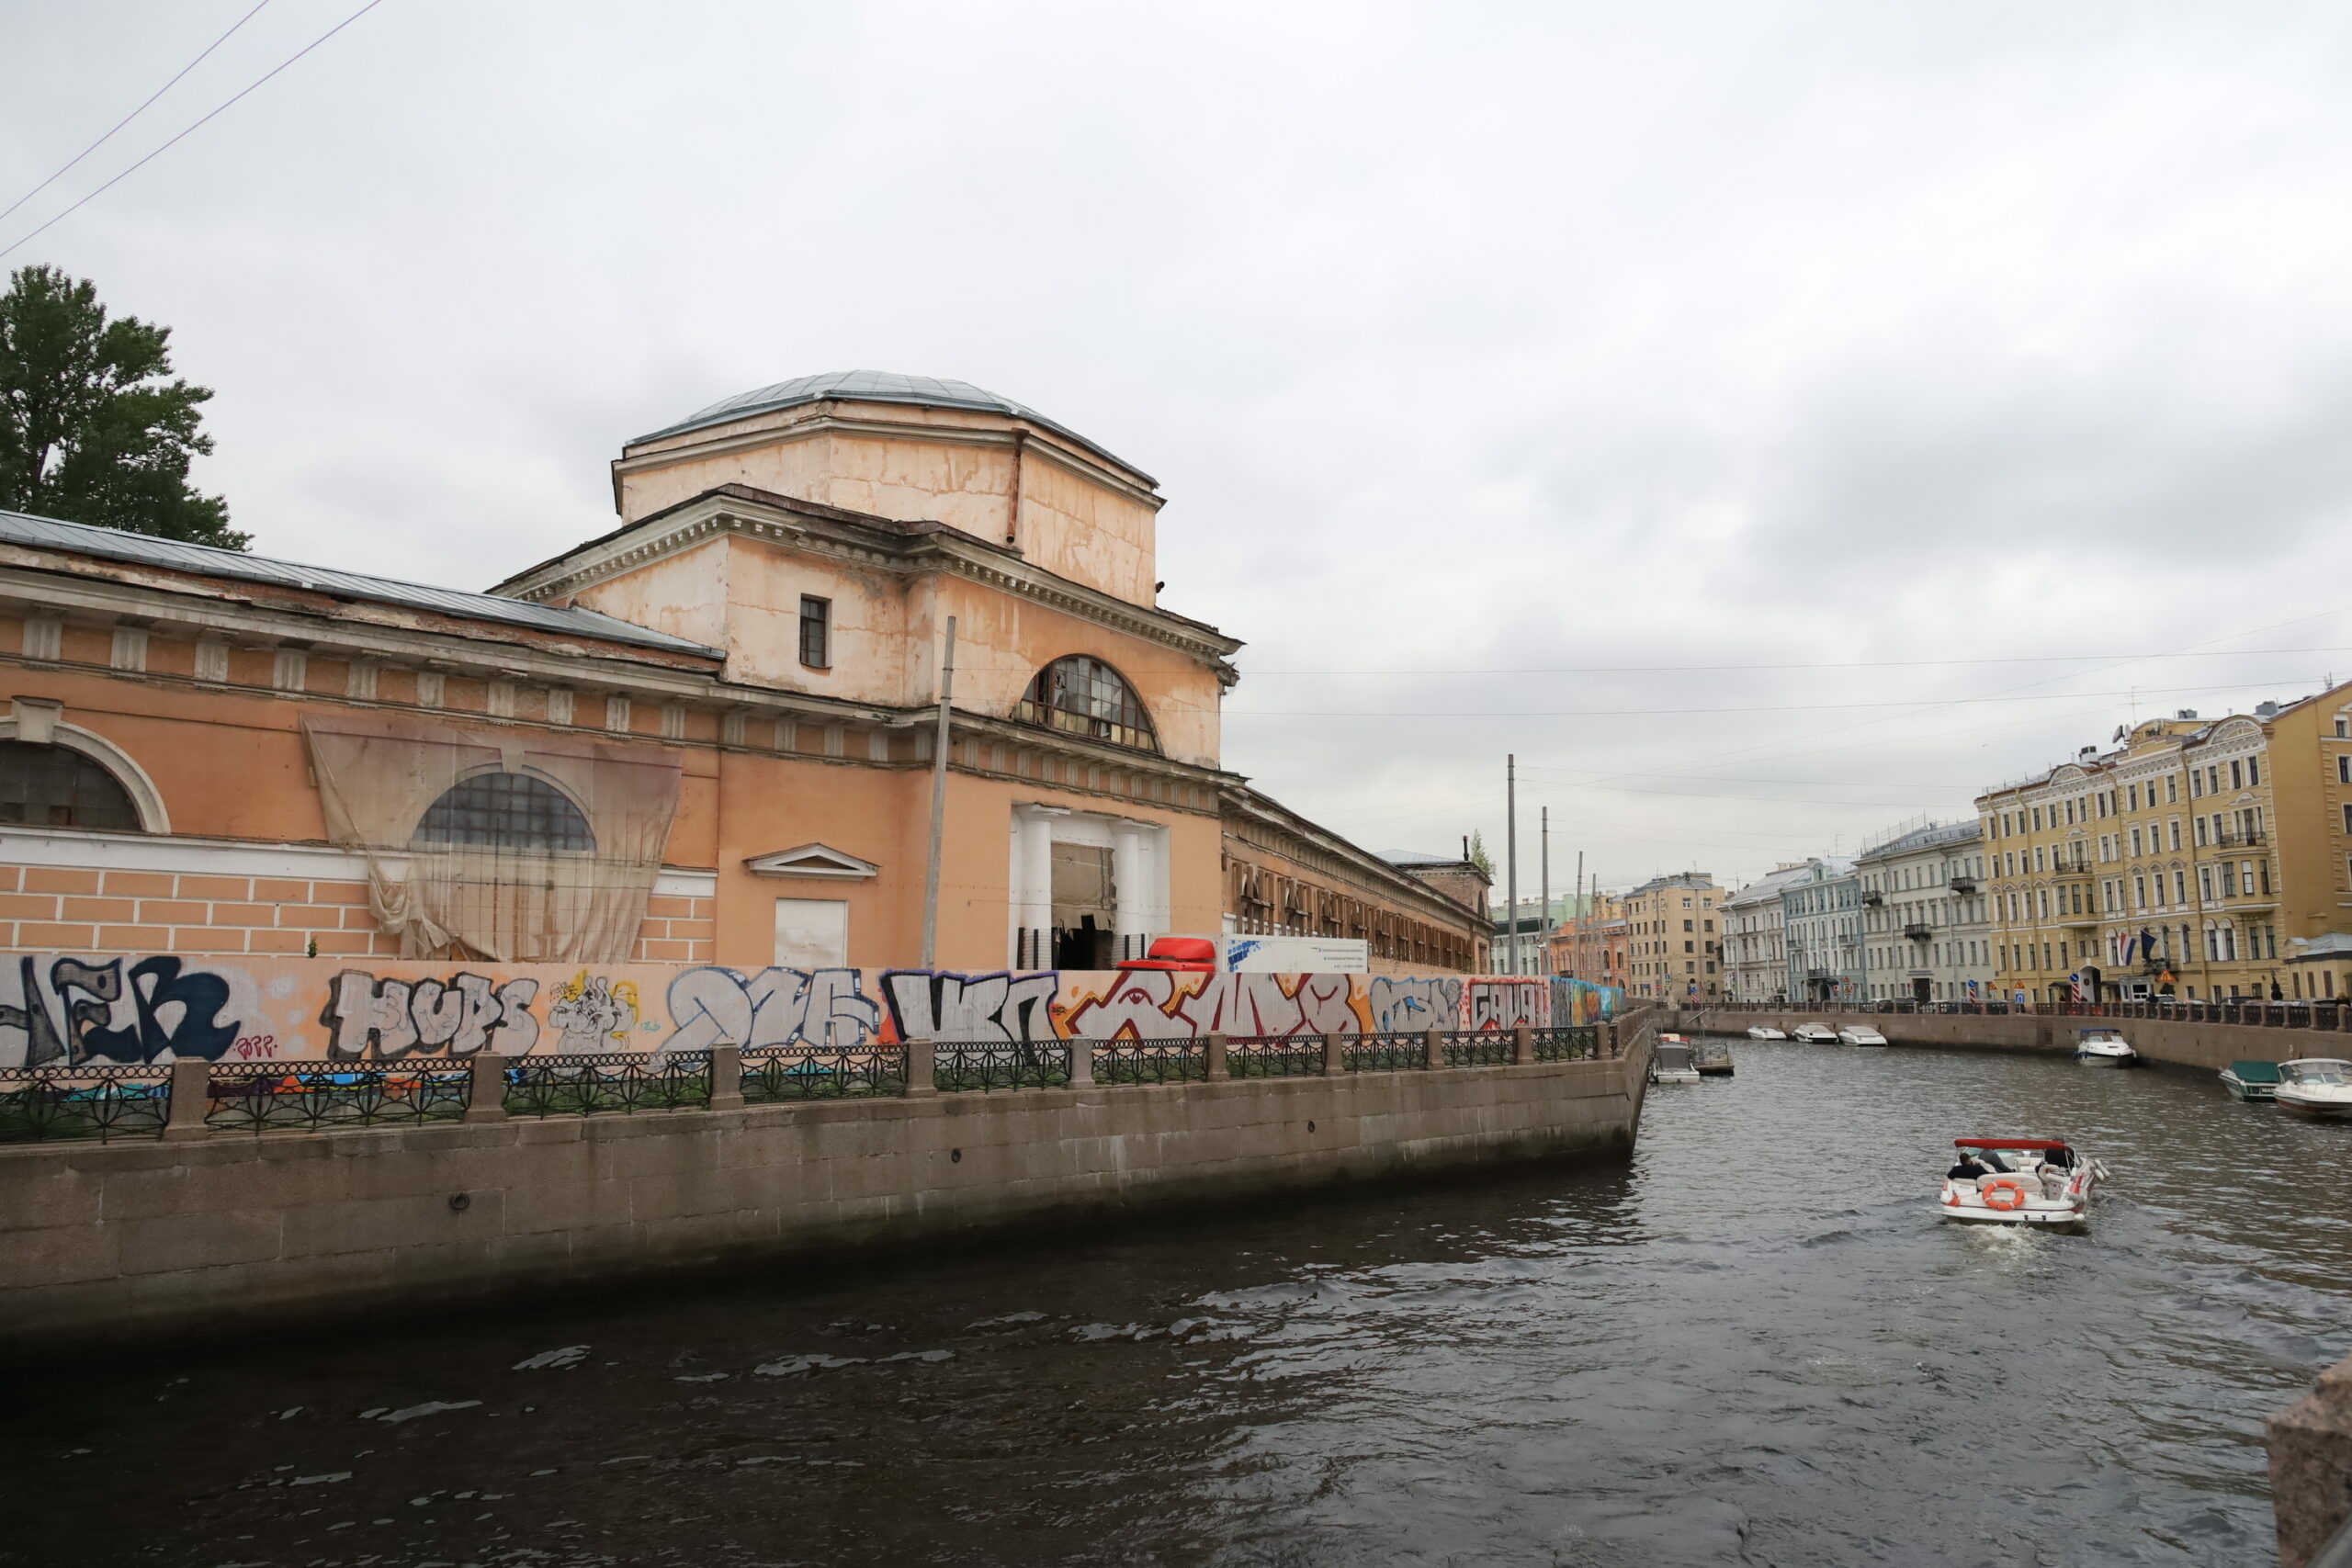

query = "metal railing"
[207, 1062, 471, 1134]
[934, 1043, 1071, 1092]
[1091, 1038, 1208, 1084]
[503, 1053, 712, 1117]
[0, 1065, 171, 1144]
[1690, 998, 2352, 1031]
[0, 1011, 1665, 1144]
[742, 1044, 906, 1101]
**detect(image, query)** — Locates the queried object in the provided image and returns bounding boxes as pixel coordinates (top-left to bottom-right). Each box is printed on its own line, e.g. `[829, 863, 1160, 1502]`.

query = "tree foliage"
[0, 265, 244, 549]
[1466, 829, 1495, 877]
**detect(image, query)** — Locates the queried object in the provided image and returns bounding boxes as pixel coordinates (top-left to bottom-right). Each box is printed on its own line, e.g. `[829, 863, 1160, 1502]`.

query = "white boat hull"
[1938, 1201, 2089, 1227]
[2275, 1092, 2352, 1121]
[2075, 1051, 2136, 1067]
[1939, 1166, 2098, 1229]
[1650, 1067, 1701, 1085]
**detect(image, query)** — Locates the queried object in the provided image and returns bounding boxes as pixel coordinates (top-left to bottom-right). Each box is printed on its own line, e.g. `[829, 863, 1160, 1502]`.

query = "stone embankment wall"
[0, 1041, 1652, 1346]
[2269, 1350, 2352, 1568]
[1666, 1008, 2346, 1074]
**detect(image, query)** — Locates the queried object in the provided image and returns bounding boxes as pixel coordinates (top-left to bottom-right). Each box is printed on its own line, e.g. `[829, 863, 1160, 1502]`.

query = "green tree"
[1466, 829, 1495, 877]
[0, 265, 244, 549]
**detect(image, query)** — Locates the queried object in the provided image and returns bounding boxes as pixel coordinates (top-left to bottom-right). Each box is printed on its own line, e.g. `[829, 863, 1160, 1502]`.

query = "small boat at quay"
[1838, 1025, 1889, 1047]
[1939, 1138, 2104, 1228]
[1650, 1039, 1701, 1085]
[2274, 1059, 2352, 1121]
[2074, 1027, 2139, 1068]
[2220, 1059, 2281, 1102]
[1746, 1024, 1787, 1041]
[1792, 1023, 1838, 1044]
[1691, 1039, 1735, 1076]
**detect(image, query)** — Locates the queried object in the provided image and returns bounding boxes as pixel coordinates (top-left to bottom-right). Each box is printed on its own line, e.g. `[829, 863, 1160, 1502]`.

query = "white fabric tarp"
[301, 711, 683, 964]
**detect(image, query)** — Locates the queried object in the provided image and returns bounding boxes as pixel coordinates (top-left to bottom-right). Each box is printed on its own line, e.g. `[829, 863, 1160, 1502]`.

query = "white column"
[1012, 806, 1062, 965]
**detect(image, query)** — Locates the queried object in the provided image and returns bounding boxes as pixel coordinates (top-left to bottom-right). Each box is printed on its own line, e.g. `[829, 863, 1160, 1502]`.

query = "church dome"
[630, 369, 1151, 484]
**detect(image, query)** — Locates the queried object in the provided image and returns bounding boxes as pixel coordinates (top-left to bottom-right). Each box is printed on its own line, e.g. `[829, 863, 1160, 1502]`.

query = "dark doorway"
[1911, 977, 1932, 1005]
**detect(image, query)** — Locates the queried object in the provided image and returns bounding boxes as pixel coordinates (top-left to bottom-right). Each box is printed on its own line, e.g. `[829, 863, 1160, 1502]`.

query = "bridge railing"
[0, 1016, 1652, 1145]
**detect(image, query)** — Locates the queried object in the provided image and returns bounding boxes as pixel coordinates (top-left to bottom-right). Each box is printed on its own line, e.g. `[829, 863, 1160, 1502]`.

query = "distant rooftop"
[629, 369, 1154, 484]
[1379, 849, 1465, 867]
[0, 510, 721, 660]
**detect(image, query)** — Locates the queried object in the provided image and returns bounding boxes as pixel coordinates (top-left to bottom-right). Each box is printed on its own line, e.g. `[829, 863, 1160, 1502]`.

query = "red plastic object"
[1115, 936, 1217, 973]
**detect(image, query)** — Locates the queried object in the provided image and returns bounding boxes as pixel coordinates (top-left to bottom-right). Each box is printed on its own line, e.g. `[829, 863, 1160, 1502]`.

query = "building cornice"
[494, 487, 1243, 684]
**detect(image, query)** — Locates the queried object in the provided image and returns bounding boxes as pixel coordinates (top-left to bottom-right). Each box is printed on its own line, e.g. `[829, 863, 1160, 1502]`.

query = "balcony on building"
[2211, 829, 2267, 849]
[1861, 889, 1883, 907]
[1903, 921, 1932, 941]
[1948, 873, 1977, 894]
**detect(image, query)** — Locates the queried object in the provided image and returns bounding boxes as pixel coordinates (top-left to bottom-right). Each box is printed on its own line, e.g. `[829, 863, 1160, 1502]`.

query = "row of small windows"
[1990, 759, 2266, 838]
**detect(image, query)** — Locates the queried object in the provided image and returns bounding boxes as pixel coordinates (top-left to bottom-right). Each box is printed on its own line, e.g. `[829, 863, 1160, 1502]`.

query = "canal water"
[6, 1041, 2350, 1568]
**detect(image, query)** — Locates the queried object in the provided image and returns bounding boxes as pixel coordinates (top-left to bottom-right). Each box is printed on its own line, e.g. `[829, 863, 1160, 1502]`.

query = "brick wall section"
[0, 865, 712, 963]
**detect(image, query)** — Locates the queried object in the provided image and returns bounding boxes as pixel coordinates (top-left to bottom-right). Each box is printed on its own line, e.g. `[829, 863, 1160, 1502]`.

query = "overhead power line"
[0, 0, 388, 262]
[0, 1, 275, 229]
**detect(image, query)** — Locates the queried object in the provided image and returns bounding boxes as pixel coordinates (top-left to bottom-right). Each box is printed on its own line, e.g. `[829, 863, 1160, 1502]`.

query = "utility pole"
[1540, 807, 1551, 977]
[1575, 851, 1586, 984]
[921, 615, 956, 968]
[1505, 754, 1520, 976]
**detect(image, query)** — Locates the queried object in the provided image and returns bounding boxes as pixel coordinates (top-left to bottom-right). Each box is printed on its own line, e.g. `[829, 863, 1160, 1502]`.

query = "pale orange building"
[0, 371, 1486, 975]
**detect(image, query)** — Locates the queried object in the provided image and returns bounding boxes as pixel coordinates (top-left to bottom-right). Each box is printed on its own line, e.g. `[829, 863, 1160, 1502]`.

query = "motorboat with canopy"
[2074, 1028, 2139, 1067]
[2220, 1060, 2281, 1101]
[1937, 1138, 2106, 1228]
[1650, 1037, 1700, 1085]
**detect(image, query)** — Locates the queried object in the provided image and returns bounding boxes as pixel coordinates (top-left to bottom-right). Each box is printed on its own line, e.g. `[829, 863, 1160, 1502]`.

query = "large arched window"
[1013, 656, 1159, 752]
[413, 772, 594, 852]
[0, 739, 142, 830]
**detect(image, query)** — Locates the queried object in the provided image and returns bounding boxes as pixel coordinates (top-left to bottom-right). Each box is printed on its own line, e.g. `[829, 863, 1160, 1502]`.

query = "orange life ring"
[1980, 1178, 2030, 1212]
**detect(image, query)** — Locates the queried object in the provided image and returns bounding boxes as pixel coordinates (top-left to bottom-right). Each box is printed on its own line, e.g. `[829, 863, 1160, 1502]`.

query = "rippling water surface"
[6, 1041, 2351, 1567]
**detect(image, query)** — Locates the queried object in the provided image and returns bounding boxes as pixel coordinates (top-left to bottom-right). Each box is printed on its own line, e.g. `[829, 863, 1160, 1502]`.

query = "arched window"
[1014, 656, 1159, 752]
[413, 773, 594, 852]
[0, 739, 142, 830]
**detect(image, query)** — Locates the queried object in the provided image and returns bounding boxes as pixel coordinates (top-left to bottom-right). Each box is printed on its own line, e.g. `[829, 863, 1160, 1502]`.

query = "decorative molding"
[487, 680, 516, 718]
[546, 686, 574, 726]
[743, 842, 880, 881]
[108, 626, 147, 672]
[606, 694, 632, 733]
[22, 615, 60, 661]
[194, 637, 228, 683]
[346, 660, 379, 700]
[661, 700, 686, 740]
[415, 670, 446, 707]
[272, 648, 308, 693]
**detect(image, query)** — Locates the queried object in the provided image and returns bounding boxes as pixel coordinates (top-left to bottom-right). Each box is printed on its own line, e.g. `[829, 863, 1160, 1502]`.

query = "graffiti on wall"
[0, 954, 1626, 1067]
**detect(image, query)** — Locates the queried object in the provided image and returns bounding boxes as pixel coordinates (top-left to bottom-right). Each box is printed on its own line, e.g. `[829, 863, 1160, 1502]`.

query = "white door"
[775, 897, 849, 969]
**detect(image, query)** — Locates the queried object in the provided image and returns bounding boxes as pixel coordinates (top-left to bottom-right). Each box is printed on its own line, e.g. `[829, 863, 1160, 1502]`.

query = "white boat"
[1838, 1025, 1889, 1046]
[1792, 1022, 1838, 1043]
[1649, 1039, 1701, 1085]
[1938, 1138, 2104, 1228]
[2074, 1027, 2138, 1067]
[2274, 1059, 2352, 1121]
[2220, 1059, 2281, 1101]
[1746, 1024, 1787, 1041]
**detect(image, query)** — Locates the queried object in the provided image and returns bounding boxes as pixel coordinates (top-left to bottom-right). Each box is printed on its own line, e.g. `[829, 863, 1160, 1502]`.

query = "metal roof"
[629, 369, 1156, 484]
[0, 509, 721, 659]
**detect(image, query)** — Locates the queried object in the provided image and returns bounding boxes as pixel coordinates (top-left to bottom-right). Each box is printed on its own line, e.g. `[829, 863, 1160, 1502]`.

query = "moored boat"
[1938, 1138, 2103, 1228]
[2074, 1027, 2139, 1067]
[1838, 1024, 1888, 1046]
[2274, 1059, 2352, 1121]
[1650, 1038, 1701, 1085]
[1792, 1022, 1838, 1043]
[1691, 1039, 1735, 1076]
[1746, 1024, 1787, 1041]
[2220, 1059, 2281, 1101]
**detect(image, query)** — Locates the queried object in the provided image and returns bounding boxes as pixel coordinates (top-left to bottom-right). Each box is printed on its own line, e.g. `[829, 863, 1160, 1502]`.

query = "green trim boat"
[2221, 1060, 2281, 1102]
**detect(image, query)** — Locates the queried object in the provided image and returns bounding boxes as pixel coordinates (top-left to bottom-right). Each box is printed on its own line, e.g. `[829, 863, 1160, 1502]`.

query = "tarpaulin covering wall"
[300, 713, 682, 965]
[0, 954, 1625, 1065]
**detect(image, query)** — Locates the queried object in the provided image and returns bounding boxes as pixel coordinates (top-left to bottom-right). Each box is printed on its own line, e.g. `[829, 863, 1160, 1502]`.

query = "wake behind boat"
[1938, 1138, 2104, 1229]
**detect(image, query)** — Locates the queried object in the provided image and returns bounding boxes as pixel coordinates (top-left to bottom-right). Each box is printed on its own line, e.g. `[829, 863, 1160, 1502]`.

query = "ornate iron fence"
[1442, 1032, 1518, 1067]
[1532, 1027, 1599, 1062]
[1343, 1032, 1428, 1072]
[1091, 1038, 1208, 1085]
[502, 1053, 711, 1117]
[741, 1044, 906, 1101]
[0, 1065, 172, 1143]
[934, 1043, 1071, 1092]
[1224, 1034, 1325, 1078]
[205, 1062, 473, 1134]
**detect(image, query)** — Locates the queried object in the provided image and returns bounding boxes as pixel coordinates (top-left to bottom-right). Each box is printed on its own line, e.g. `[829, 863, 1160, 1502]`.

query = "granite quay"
[1675, 998, 2351, 1073]
[0, 1008, 1657, 1346]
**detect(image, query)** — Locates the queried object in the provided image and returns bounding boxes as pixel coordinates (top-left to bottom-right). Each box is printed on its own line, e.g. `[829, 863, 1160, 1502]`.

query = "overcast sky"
[8, 2, 2352, 899]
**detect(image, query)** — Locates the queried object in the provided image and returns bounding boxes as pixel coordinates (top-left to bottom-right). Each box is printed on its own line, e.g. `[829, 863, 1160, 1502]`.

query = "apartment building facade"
[1780, 858, 1861, 1003]
[1720, 863, 1809, 1002]
[1855, 820, 1991, 1004]
[1621, 872, 1721, 1002]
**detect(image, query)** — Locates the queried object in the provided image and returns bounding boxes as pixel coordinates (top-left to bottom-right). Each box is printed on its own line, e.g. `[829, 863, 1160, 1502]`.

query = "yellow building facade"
[1977, 682, 2352, 1003]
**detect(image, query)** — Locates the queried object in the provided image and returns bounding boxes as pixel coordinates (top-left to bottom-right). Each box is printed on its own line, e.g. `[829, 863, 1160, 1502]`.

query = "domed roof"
[630, 369, 1152, 483]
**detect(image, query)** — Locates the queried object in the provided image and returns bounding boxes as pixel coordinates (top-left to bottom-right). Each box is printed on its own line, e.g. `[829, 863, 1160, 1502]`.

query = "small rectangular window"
[2248, 758, 2260, 787]
[2165, 776, 2177, 804]
[2339, 755, 2350, 784]
[798, 595, 831, 668]
[2230, 760, 2243, 790]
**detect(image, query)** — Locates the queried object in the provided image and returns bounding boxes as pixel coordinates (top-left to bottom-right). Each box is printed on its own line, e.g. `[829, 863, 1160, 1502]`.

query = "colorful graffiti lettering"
[880, 970, 1060, 1044]
[320, 971, 541, 1059]
[1057, 971, 1363, 1039]
[549, 972, 641, 1052]
[1366, 976, 1462, 1032]
[0, 954, 243, 1066]
[662, 966, 880, 1051]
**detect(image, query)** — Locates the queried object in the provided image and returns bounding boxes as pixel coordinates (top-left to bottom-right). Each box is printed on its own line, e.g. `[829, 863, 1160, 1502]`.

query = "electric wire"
[0, 0, 274, 229]
[0, 0, 388, 262]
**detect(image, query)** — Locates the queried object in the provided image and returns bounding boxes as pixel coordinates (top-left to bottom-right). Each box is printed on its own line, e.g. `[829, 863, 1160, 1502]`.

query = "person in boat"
[2042, 1145, 2075, 1171]
[1948, 1152, 1993, 1181]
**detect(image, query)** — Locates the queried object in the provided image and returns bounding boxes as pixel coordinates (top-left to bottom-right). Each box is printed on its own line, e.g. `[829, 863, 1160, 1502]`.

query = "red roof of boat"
[1954, 1137, 2069, 1150]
